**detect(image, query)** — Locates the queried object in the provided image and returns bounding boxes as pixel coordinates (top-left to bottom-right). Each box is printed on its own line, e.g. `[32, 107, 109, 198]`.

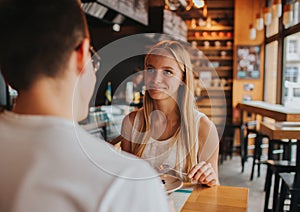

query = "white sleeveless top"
[138, 110, 206, 175]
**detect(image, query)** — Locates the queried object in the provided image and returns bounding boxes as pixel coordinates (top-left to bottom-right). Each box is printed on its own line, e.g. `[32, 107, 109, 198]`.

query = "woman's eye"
[146, 68, 155, 73]
[163, 70, 173, 76]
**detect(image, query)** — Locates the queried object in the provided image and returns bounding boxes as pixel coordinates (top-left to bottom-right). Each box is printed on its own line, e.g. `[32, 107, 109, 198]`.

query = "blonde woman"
[121, 40, 220, 186]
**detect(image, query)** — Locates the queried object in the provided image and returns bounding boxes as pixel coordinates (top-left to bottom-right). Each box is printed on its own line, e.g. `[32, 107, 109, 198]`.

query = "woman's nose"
[151, 70, 163, 83]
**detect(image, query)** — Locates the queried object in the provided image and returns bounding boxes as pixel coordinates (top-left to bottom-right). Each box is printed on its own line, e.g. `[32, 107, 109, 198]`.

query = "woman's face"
[144, 52, 184, 101]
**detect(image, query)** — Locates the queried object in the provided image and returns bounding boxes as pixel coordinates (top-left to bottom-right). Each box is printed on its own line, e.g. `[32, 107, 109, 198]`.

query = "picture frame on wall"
[236, 45, 261, 79]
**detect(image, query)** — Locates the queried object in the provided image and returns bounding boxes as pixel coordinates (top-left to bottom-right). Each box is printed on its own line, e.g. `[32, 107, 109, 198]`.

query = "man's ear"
[76, 38, 90, 74]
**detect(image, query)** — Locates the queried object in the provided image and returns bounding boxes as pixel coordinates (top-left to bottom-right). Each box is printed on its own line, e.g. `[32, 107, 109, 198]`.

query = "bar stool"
[278, 173, 300, 211]
[263, 159, 296, 211]
[241, 120, 258, 173]
[263, 139, 297, 212]
[278, 139, 300, 212]
[250, 132, 269, 180]
[219, 123, 240, 163]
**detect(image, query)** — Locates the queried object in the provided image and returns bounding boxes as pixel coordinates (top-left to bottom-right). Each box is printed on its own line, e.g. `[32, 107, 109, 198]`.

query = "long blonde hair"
[131, 40, 198, 173]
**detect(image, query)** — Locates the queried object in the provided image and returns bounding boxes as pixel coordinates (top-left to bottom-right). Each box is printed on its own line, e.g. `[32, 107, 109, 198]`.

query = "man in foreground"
[0, 0, 170, 211]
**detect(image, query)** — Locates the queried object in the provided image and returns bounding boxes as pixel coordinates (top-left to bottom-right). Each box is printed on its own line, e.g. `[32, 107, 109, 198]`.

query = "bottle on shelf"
[105, 81, 112, 105]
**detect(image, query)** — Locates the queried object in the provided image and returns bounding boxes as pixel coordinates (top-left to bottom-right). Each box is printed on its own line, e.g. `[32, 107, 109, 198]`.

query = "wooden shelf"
[198, 46, 233, 51]
[188, 19, 234, 136]
[207, 56, 233, 60]
[194, 66, 232, 72]
[188, 37, 233, 41]
[191, 56, 233, 61]
[188, 26, 233, 31]
[202, 86, 232, 91]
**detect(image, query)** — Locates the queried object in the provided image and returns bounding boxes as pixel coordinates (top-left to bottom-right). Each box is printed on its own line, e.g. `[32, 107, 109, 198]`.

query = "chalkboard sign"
[97, 0, 148, 25]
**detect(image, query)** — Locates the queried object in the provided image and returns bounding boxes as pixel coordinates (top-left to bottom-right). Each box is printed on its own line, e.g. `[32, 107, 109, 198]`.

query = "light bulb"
[272, 0, 282, 18]
[112, 24, 120, 32]
[283, 4, 294, 27]
[193, 0, 205, 8]
[263, 7, 272, 26]
[255, 13, 264, 31]
[249, 24, 256, 40]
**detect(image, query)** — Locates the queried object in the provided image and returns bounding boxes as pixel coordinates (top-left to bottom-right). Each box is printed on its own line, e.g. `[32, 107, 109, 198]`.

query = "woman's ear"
[76, 38, 90, 74]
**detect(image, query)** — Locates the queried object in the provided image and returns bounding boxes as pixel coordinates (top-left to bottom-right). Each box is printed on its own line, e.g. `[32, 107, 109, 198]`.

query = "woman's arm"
[188, 116, 220, 186]
[120, 111, 137, 153]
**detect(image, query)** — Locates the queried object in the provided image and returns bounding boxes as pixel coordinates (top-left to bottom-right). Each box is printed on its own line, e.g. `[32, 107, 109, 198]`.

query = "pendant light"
[272, 0, 282, 18]
[255, 13, 264, 31]
[283, 3, 294, 27]
[193, 0, 205, 8]
[263, 7, 272, 26]
[249, 0, 256, 40]
[255, 0, 264, 31]
[249, 24, 257, 40]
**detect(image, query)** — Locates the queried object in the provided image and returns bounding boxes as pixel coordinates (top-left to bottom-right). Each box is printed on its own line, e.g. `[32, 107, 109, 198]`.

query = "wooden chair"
[263, 139, 297, 212]
[241, 120, 258, 173]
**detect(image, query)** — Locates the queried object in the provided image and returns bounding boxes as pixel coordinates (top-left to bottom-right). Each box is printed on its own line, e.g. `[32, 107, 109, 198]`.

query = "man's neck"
[13, 79, 75, 120]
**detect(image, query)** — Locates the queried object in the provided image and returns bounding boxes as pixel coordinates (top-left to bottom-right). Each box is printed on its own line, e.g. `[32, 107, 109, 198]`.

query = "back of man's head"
[0, 0, 89, 91]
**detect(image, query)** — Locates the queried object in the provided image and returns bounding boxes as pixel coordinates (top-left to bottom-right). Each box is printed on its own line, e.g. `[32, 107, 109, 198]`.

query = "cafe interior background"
[1, 0, 300, 211]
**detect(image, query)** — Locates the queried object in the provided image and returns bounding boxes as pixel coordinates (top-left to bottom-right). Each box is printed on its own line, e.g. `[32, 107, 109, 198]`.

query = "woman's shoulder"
[194, 109, 216, 133]
[194, 109, 207, 118]
[123, 108, 144, 124]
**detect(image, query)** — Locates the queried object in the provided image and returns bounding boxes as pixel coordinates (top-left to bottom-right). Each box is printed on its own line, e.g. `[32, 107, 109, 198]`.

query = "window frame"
[264, 0, 300, 104]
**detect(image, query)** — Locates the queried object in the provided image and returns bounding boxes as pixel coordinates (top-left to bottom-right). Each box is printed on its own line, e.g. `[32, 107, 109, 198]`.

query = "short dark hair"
[0, 0, 89, 91]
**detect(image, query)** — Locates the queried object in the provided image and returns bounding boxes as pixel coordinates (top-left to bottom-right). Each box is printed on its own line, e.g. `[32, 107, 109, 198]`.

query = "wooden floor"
[219, 156, 267, 212]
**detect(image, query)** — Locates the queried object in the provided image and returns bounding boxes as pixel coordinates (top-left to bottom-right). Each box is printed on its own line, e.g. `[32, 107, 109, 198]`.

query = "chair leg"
[257, 136, 262, 178]
[250, 156, 256, 180]
[250, 135, 260, 180]
[240, 125, 246, 173]
[278, 182, 287, 212]
[289, 188, 300, 212]
[264, 167, 272, 211]
[264, 166, 271, 191]
[272, 173, 280, 212]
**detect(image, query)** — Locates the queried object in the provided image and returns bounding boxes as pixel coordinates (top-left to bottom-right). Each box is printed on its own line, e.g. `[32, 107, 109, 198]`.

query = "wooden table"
[180, 185, 248, 212]
[260, 122, 300, 140]
[237, 101, 300, 122]
[259, 121, 300, 211]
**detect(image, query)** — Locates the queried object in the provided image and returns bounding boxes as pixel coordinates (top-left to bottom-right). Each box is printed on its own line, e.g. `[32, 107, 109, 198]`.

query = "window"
[282, 31, 300, 106]
[287, 40, 297, 54]
[264, 41, 278, 104]
[284, 67, 299, 82]
[264, 0, 300, 105]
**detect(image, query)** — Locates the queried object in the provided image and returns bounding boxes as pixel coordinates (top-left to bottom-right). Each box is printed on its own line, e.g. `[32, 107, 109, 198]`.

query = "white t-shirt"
[140, 110, 206, 179]
[0, 110, 170, 212]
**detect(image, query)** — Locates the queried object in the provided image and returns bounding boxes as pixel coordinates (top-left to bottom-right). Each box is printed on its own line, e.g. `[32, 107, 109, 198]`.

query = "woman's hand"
[187, 161, 218, 187]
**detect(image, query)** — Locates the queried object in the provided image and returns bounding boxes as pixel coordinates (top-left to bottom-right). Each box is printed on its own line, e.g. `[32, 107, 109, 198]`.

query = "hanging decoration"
[249, 24, 257, 40]
[249, 0, 256, 40]
[283, 3, 294, 27]
[255, 13, 264, 31]
[272, 0, 282, 18]
[263, 7, 272, 26]
[255, 0, 264, 31]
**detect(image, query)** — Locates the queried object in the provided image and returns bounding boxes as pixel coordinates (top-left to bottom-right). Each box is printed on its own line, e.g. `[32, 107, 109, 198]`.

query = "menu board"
[97, 0, 148, 25]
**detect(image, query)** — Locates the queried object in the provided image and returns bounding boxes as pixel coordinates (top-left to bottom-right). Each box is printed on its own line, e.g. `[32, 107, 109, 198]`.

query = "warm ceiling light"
[193, 0, 205, 8]
[263, 7, 272, 26]
[249, 24, 256, 40]
[255, 13, 264, 31]
[283, 3, 294, 27]
[272, 0, 282, 18]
